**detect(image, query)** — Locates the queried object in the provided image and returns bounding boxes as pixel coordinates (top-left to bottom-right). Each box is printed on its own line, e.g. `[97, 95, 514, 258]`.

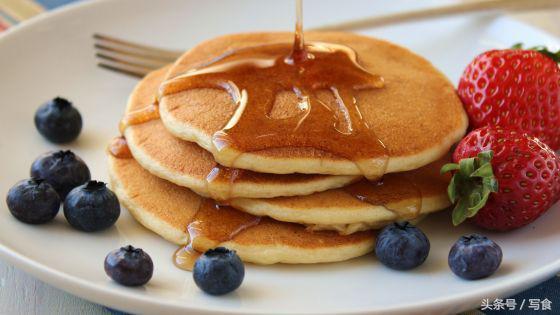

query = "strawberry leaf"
[452, 198, 469, 226]
[440, 163, 460, 174]
[512, 43, 560, 64]
[441, 150, 499, 226]
[471, 162, 493, 178]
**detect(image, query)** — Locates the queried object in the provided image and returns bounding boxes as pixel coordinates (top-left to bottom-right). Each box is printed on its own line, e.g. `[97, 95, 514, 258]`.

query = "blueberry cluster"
[375, 222, 502, 280]
[6, 150, 120, 231]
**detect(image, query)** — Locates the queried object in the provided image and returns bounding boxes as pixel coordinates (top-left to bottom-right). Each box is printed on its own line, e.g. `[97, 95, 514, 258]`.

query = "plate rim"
[0, 1, 559, 314]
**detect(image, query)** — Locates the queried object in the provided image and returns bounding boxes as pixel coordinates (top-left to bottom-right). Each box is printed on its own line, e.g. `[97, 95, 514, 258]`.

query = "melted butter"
[159, 0, 387, 180]
[108, 136, 132, 159]
[174, 199, 261, 271]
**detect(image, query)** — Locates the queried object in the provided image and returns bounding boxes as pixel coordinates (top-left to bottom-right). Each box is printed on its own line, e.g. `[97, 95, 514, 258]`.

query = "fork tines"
[93, 33, 182, 78]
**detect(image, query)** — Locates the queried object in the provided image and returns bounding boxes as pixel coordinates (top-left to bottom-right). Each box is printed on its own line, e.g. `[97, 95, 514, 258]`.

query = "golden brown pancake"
[124, 66, 358, 200]
[108, 154, 376, 264]
[231, 157, 451, 234]
[122, 67, 451, 233]
[159, 32, 468, 176]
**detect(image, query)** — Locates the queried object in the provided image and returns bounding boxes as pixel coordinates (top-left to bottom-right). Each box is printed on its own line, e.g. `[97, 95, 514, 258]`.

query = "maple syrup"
[205, 166, 244, 201]
[174, 199, 261, 271]
[343, 174, 422, 220]
[112, 1, 423, 260]
[108, 136, 132, 159]
[118, 100, 160, 134]
[159, 0, 387, 180]
[174, 245, 201, 271]
[110, 94, 160, 159]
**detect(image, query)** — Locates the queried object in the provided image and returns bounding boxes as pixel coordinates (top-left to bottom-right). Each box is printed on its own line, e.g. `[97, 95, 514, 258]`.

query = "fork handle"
[310, 0, 560, 31]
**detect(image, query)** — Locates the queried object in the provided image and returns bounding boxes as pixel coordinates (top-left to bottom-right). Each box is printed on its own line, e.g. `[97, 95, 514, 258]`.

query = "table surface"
[0, 1, 559, 314]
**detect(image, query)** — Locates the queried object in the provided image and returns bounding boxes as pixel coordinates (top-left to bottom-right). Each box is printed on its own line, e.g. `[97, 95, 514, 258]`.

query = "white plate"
[0, 0, 559, 314]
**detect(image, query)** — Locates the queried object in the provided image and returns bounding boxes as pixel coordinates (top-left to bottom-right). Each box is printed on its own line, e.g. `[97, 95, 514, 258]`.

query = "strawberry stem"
[512, 43, 560, 64]
[440, 151, 498, 226]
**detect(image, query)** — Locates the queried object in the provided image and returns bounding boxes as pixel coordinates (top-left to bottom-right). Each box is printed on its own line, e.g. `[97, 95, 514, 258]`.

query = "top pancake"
[159, 32, 468, 176]
[124, 66, 358, 200]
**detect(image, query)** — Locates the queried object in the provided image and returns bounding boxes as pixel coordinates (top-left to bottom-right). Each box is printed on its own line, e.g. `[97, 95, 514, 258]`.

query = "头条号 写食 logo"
[481, 298, 552, 311]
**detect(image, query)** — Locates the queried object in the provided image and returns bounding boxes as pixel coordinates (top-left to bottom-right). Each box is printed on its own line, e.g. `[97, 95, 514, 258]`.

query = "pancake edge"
[126, 125, 360, 199]
[231, 193, 450, 226]
[108, 154, 376, 265]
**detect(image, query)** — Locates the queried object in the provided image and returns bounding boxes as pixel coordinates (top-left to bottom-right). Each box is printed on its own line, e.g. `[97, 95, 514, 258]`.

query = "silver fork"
[94, 33, 182, 78]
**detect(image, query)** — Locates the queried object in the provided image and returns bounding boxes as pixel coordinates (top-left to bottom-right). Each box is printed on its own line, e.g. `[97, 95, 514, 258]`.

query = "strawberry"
[457, 45, 560, 150]
[441, 126, 560, 231]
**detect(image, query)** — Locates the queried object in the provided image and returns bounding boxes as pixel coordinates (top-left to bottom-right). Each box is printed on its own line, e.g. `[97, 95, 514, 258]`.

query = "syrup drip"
[174, 199, 262, 271]
[159, 3, 387, 180]
[343, 174, 422, 220]
[110, 97, 160, 159]
[108, 136, 132, 159]
[173, 245, 201, 271]
[118, 99, 160, 134]
[205, 166, 245, 201]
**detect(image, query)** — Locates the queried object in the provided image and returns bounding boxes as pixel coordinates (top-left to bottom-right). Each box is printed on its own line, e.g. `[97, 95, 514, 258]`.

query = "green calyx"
[440, 151, 498, 226]
[512, 43, 560, 64]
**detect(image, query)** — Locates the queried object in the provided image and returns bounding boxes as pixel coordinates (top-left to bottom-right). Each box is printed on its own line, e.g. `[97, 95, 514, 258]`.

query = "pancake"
[159, 32, 468, 176]
[107, 154, 376, 264]
[124, 66, 358, 200]
[231, 157, 451, 235]
[122, 67, 451, 232]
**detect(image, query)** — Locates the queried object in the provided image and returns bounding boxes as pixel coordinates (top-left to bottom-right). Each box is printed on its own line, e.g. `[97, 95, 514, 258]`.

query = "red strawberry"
[458, 46, 560, 150]
[441, 126, 560, 231]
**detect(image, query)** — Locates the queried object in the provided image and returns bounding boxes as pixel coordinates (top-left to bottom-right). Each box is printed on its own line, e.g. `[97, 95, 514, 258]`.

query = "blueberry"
[31, 150, 90, 198]
[63, 181, 120, 232]
[375, 222, 430, 270]
[6, 179, 60, 224]
[449, 234, 502, 280]
[34, 97, 82, 143]
[193, 247, 245, 295]
[105, 245, 153, 286]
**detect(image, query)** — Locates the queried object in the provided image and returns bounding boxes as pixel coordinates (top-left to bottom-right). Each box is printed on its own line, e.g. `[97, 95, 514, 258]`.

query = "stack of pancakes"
[107, 32, 468, 265]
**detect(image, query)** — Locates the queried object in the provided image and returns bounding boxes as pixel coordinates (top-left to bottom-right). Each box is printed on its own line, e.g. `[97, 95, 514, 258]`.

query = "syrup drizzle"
[205, 166, 245, 201]
[108, 136, 132, 159]
[118, 99, 160, 134]
[174, 199, 261, 271]
[112, 0, 423, 239]
[109, 96, 160, 159]
[159, 1, 387, 180]
[343, 174, 422, 220]
[288, 0, 311, 63]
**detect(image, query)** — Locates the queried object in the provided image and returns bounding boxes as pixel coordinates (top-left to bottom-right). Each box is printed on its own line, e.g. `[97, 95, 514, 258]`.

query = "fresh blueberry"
[6, 179, 60, 224]
[34, 97, 82, 143]
[105, 245, 153, 286]
[448, 234, 502, 280]
[375, 222, 430, 270]
[63, 180, 120, 232]
[31, 150, 90, 198]
[193, 247, 245, 295]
